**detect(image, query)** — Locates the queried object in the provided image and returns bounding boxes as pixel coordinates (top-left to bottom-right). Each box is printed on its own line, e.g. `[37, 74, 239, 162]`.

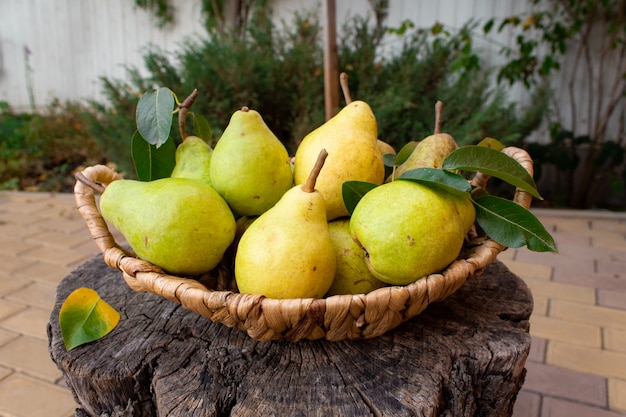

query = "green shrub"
[337, 19, 549, 151]
[1, 5, 547, 192]
[0, 100, 104, 191]
[484, 0, 625, 209]
[84, 7, 547, 177]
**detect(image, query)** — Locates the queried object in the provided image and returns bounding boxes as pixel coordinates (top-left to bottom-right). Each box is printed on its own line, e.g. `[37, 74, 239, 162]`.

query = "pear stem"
[339, 72, 352, 105]
[303, 149, 328, 193]
[178, 88, 199, 141]
[434, 100, 444, 134]
[75, 172, 106, 194]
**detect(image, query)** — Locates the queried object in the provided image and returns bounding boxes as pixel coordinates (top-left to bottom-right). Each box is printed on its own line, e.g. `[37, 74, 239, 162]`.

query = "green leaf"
[342, 181, 379, 215]
[443, 146, 542, 199]
[474, 195, 558, 253]
[398, 168, 471, 196]
[131, 130, 176, 181]
[382, 153, 397, 168]
[431, 22, 444, 35]
[483, 18, 494, 33]
[191, 112, 213, 143]
[136, 87, 175, 148]
[395, 141, 418, 166]
[59, 287, 120, 351]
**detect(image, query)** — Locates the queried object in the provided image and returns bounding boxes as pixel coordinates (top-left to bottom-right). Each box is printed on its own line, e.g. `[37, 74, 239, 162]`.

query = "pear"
[170, 136, 213, 186]
[326, 218, 386, 296]
[100, 177, 236, 276]
[216, 215, 258, 286]
[209, 107, 293, 216]
[392, 101, 458, 179]
[293, 100, 385, 221]
[377, 139, 396, 156]
[350, 180, 475, 285]
[377, 139, 397, 180]
[235, 150, 336, 299]
[393, 134, 457, 177]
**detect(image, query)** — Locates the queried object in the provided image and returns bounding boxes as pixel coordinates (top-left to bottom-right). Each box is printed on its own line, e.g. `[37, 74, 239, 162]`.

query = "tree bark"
[48, 255, 532, 417]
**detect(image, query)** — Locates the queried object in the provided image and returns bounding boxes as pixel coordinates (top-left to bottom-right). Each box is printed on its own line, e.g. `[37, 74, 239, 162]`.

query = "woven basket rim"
[74, 146, 534, 342]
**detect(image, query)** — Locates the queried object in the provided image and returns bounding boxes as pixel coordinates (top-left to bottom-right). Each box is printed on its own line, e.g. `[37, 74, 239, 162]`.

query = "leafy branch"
[132, 87, 212, 181]
[484, 0, 626, 209]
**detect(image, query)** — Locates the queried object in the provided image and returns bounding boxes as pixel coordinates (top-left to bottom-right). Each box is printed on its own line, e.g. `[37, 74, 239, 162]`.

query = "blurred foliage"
[0, 100, 105, 191]
[1, 3, 550, 196]
[80, 5, 547, 179]
[133, 0, 261, 33]
[134, 0, 175, 27]
[485, 0, 626, 209]
[337, 18, 549, 152]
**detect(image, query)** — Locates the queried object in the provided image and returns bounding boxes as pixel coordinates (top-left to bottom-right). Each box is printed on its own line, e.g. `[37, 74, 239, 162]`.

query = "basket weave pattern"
[74, 147, 534, 342]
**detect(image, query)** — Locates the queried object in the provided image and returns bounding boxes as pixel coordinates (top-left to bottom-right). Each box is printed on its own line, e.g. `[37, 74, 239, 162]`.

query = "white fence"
[1, 0, 528, 112]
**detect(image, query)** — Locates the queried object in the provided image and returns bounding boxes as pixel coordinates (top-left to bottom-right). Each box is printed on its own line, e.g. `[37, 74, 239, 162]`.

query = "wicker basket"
[74, 146, 534, 342]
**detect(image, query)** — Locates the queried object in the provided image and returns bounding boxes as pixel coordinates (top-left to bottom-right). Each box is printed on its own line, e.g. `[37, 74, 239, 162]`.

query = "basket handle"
[73, 165, 156, 275]
[469, 146, 534, 211]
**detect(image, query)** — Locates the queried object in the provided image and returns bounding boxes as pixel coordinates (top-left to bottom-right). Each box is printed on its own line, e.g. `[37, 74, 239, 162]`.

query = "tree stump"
[48, 255, 532, 417]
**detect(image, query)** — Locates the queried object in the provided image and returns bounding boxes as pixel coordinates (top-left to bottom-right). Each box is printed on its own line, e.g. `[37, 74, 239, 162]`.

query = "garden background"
[0, 0, 624, 210]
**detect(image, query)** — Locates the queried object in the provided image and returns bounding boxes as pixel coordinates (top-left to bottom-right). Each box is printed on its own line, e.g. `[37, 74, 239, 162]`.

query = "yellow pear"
[392, 101, 458, 179]
[393, 133, 458, 177]
[377, 139, 397, 180]
[377, 139, 396, 156]
[170, 136, 213, 186]
[326, 218, 386, 296]
[235, 150, 336, 299]
[293, 100, 384, 221]
[350, 180, 475, 285]
[209, 107, 293, 216]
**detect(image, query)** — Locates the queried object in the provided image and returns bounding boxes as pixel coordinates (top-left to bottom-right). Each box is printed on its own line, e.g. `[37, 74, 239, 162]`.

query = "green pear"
[350, 180, 475, 285]
[209, 107, 293, 216]
[293, 100, 385, 221]
[326, 218, 386, 296]
[235, 150, 336, 299]
[392, 100, 458, 180]
[170, 136, 213, 186]
[100, 177, 236, 276]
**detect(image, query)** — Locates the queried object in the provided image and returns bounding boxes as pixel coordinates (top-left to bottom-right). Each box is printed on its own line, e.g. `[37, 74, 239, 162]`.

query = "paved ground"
[0, 190, 624, 417]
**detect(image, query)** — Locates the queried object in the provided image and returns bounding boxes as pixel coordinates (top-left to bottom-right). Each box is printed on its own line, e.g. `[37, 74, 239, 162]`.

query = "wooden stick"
[434, 100, 444, 134]
[323, 0, 339, 121]
[340, 72, 352, 104]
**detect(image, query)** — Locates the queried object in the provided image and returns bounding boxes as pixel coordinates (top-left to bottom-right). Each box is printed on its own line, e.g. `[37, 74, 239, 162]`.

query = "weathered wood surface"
[48, 255, 533, 417]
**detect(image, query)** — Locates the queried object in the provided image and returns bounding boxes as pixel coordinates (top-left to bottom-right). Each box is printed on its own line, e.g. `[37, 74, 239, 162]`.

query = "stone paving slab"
[508, 209, 626, 417]
[522, 361, 608, 407]
[0, 373, 75, 417]
[1, 191, 625, 417]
